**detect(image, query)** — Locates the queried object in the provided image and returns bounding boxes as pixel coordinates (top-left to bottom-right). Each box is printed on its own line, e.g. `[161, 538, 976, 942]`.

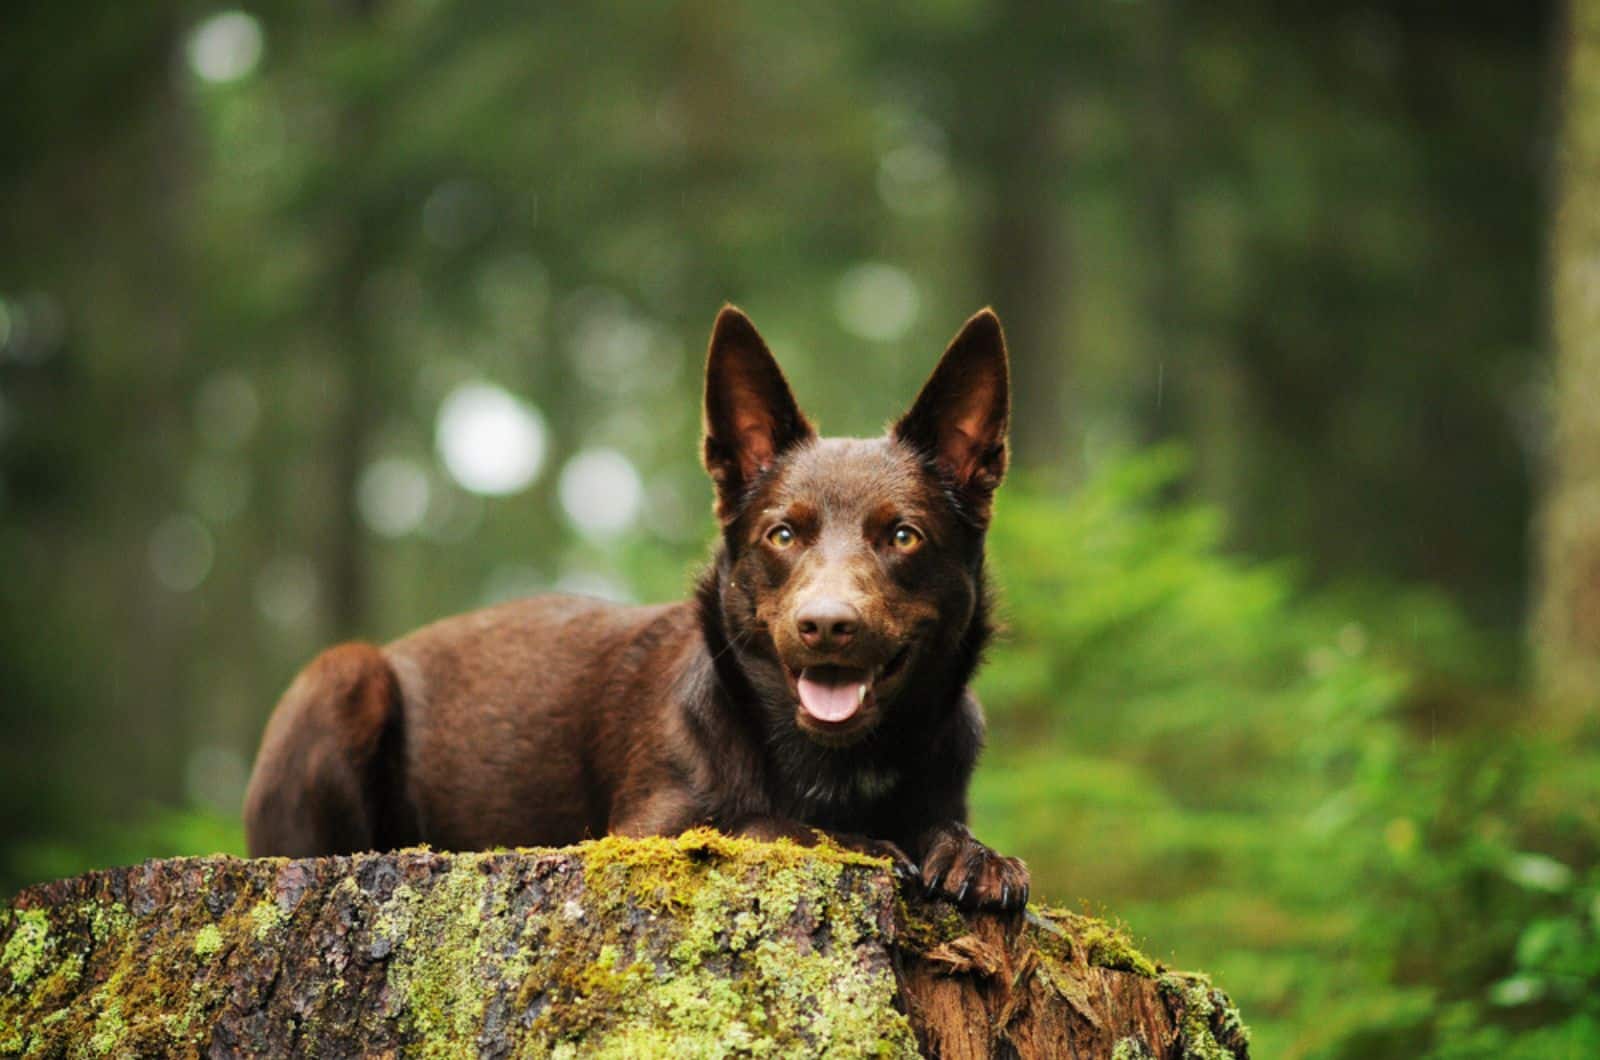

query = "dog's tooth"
[857, 684, 867, 705]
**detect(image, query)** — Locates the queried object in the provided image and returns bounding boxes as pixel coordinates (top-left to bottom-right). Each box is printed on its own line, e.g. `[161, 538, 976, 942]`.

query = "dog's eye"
[766, 525, 796, 549]
[891, 525, 923, 551]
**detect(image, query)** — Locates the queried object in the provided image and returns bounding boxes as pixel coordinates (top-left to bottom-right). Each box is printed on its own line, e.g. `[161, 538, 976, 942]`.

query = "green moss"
[896, 895, 968, 954]
[1112, 1037, 1155, 1060]
[1, 874, 268, 1057]
[1, 908, 51, 986]
[498, 831, 915, 1055]
[1021, 906, 1160, 979]
[192, 923, 224, 959]
[370, 862, 516, 1057]
[577, 827, 886, 915]
[1081, 921, 1159, 979]
[248, 898, 285, 941]
[88, 995, 127, 1055]
[1159, 972, 1249, 1060]
[88, 902, 132, 946]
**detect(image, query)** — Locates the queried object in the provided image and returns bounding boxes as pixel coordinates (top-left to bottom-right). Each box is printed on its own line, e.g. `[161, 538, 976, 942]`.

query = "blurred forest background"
[4, 1, 1600, 1056]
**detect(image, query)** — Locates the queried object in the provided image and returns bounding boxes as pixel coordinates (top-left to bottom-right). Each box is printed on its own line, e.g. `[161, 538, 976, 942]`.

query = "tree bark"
[1536, 0, 1600, 711]
[1, 832, 1248, 1059]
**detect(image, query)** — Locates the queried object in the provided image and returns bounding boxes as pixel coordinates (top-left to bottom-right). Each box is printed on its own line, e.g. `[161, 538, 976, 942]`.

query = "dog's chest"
[782, 763, 901, 823]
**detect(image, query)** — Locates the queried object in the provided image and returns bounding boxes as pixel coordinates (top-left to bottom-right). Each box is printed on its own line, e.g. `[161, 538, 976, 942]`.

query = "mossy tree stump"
[0, 831, 1248, 1058]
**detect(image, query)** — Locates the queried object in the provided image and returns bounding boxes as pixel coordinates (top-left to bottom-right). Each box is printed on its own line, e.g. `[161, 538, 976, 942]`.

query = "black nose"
[796, 598, 861, 651]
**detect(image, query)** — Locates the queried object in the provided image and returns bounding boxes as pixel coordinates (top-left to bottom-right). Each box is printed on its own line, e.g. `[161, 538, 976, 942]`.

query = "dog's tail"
[243, 642, 414, 857]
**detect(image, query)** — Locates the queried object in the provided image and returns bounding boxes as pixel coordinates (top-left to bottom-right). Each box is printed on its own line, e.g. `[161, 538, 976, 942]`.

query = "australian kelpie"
[244, 306, 1029, 910]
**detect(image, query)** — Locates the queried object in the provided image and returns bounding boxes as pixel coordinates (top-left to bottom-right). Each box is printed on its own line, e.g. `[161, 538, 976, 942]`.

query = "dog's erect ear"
[703, 305, 814, 521]
[894, 308, 1010, 512]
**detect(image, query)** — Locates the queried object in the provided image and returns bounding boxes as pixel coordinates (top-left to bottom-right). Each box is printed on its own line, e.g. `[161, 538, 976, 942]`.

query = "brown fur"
[244, 306, 1029, 910]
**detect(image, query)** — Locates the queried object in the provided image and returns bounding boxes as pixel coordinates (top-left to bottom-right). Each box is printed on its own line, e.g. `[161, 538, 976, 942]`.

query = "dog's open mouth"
[791, 647, 911, 728]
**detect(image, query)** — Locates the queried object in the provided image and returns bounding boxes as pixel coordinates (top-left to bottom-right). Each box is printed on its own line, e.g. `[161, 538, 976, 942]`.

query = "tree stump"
[0, 830, 1248, 1058]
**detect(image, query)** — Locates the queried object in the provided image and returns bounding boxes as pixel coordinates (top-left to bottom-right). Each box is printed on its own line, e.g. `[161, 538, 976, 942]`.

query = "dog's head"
[702, 306, 1009, 747]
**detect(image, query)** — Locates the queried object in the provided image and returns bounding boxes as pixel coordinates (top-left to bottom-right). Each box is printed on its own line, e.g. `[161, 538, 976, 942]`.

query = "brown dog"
[244, 306, 1029, 910]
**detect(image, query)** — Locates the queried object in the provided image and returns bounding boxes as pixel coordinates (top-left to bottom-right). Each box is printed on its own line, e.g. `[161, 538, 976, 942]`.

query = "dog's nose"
[796, 598, 860, 651]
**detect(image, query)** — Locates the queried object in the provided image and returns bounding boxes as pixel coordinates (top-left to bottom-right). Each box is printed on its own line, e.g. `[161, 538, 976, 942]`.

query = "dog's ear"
[703, 305, 814, 521]
[894, 308, 1010, 514]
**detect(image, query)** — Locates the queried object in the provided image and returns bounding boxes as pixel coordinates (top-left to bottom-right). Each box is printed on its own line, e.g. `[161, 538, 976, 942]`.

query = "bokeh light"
[254, 555, 320, 628]
[557, 448, 643, 540]
[195, 374, 260, 451]
[834, 263, 920, 342]
[186, 12, 264, 85]
[435, 383, 547, 496]
[148, 514, 215, 592]
[185, 458, 252, 524]
[357, 457, 431, 538]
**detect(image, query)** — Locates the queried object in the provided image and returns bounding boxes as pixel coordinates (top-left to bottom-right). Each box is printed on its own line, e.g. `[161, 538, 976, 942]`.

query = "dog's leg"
[243, 643, 412, 857]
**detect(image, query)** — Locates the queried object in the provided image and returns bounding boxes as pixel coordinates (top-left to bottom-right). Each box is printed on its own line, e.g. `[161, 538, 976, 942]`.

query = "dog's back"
[244, 595, 695, 856]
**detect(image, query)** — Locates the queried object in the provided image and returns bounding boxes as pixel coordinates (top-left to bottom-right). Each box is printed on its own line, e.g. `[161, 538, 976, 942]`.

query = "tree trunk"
[1536, 0, 1600, 710]
[1, 832, 1248, 1059]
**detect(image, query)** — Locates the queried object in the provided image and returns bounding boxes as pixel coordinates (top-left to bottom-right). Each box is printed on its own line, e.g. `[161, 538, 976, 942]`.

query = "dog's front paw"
[917, 822, 1030, 912]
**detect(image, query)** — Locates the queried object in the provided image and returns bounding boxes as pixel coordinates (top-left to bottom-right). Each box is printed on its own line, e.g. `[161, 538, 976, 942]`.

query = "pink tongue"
[797, 670, 867, 723]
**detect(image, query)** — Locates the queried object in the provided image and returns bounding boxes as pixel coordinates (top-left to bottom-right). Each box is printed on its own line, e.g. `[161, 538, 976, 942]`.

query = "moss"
[192, 924, 224, 959]
[895, 895, 968, 954]
[1025, 910, 1075, 966]
[1158, 972, 1250, 1060]
[1082, 922, 1159, 979]
[4, 840, 1250, 1057]
[248, 898, 285, 941]
[0, 871, 269, 1057]
[577, 827, 886, 915]
[369, 862, 517, 1057]
[1, 908, 51, 986]
[502, 830, 915, 1056]
[88, 903, 132, 946]
[87, 995, 127, 1056]
[1020, 906, 1160, 979]
[1112, 1037, 1156, 1060]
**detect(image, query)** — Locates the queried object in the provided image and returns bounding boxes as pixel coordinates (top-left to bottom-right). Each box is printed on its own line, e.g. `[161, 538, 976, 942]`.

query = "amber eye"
[891, 525, 923, 551]
[767, 525, 796, 549]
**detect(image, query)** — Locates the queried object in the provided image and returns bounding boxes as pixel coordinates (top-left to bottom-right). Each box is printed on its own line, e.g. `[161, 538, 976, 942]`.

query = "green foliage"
[968, 452, 1600, 1058]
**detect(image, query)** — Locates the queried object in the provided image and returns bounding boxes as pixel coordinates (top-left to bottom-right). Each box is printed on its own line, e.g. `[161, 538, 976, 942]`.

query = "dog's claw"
[955, 880, 972, 905]
[1000, 883, 1011, 908]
